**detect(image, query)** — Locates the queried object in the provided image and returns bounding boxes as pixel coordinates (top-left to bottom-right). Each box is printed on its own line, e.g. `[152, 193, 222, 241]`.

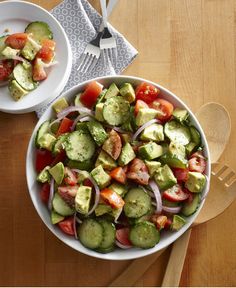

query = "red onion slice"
[73, 213, 78, 240]
[132, 119, 161, 142]
[48, 178, 55, 211]
[162, 205, 182, 214]
[201, 175, 209, 200]
[115, 240, 132, 249]
[79, 116, 94, 122]
[72, 169, 100, 216]
[57, 106, 94, 119]
[114, 207, 123, 223]
[149, 180, 162, 214]
[0, 55, 26, 62]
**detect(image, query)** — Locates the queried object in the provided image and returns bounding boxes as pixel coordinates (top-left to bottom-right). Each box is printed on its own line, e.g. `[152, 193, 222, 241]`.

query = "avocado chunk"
[67, 159, 93, 172]
[1, 46, 19, 57]
[21, 40, 41, 60]
[119, 82, 135, 103]
[91, 165, 111, 189]
[145, 160, 161, 177]
[171, 215, 186, 231]
[51, 210, 65, 224]
[37, 133, 56, 151]
[136, 108, 158, 126]
[95, 203, 112, 216]
[172, 108, 189, 123]
[140, 123, 164, 142]
[52, 97, 69, 113]
[95, 102, 105, 122]
[96, 89, 107, 104]
[49, 162, 65, 185]
[95, 150, 117, 170]
[182, 194, 200, 216]
[8, 80, 28, 101]
[118, 143, 136, 166]
[189, 126, 201, 146]
[37, 166, 51, 183]
[105, 83, 119, 99]
[154, 164, 177, 190]
[160, 142, 188, 169]
[164, 120, 191, 145]
[120, 133, 132, 144]
[138, 142, 163, 160]
[87, 120, 108, 146]
[75, 185, 92, 214]
[186, 142, 197, 156]
[75, 122, 89, 133]
[185, 172, 206, 193]
[109, 182, 128, 197]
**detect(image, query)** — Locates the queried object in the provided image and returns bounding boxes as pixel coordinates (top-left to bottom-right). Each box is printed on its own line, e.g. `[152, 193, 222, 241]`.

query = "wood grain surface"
[0, 0, 236, 286]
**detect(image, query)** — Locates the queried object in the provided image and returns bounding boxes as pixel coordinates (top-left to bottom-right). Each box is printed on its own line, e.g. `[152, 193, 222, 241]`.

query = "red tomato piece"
[32, 58, 47, 81]
[37, 39, 56, 63]
[56, 117, 74, 137]
[172, 168, 189, 182]
[188, 153, 206, 173]
[83, 179, 93, 187]
[109, 167, 126, 184]
[39, 183, 50, 204]
[134, 99, 149, 115]
[155, 215, 168, 230]
[164, 218, 172, 230]
[116, 228, 132, 247]
[0, 60, 14, 81]
[163, 184, 189, 202]
[80, 81, 103, 108]
[126, 158, 150, 185]
[35, 149, 54, 172]
[102, 129, 122, 160]
[100, 188, 125, 209]
[5, 33, 28, 49]
[135, 82, 160, 104]
[51, 150, 67, 166]
[64, 167, 77, 186]
[149, 98, 174, 121]
[58, 185, 78, 207]
[58, 217, 75, 236]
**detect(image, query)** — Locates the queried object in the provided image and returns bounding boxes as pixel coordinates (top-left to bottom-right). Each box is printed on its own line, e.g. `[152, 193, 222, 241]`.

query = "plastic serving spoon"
[161, 102, 232, 287]
[109, 102, 231, 287]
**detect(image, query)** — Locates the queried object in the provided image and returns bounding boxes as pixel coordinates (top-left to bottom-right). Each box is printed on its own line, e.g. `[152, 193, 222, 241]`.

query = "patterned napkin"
[36, 0, 138, 117]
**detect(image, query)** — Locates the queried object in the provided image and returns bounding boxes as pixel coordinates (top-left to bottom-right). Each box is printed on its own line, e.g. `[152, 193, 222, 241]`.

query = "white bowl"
[0, 0, 72, 114]
[26, 75, 211, 260]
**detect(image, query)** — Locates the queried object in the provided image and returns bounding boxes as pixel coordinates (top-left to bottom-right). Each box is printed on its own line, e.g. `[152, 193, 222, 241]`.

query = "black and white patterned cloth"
[36, 0, 138, 117]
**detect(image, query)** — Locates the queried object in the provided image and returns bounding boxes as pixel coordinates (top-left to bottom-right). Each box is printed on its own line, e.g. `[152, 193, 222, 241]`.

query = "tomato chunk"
[56, 117, 74, 137]
[149, 98, 174, 121]
[134, 99, 149, 115]
[0, 60, 14, 81]
[37, 39, 56, 63]
[5, 33, 28, 49]
[163, 184, 189, 202]
[116, 228, 132, 247]
[188, 151, 206, 173]
[80, 81, 103, 108]
[32, 58, 47, 81]
[126, 158, 150, 185]
[135, 82, 160, 104]
[100, 188, 125, 209]
[58, 185, 78, 207]
[35, 149, 54, 172]
[51, 150, 67, 166]
[172, 168, 189, 182]
[110, 167, 126, 184]
[39, 183, 50, 204]
[64, 167, 77, 186]
[58, 217, 75, 236]
[102, 129, 122, 160]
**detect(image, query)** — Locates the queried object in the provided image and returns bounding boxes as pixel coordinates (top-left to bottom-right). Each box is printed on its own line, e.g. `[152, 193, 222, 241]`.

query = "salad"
[0, 21, 56, 101]
[34, 81, 208, 253]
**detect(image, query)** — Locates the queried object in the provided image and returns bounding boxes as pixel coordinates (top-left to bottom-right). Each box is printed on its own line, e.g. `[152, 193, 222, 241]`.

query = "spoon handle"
[161, 229, 192, 287]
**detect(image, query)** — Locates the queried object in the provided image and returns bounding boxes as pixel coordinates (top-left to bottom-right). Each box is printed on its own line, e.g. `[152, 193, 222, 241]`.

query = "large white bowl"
[26, 75, 211, 260]
[0, 0, 72, 114]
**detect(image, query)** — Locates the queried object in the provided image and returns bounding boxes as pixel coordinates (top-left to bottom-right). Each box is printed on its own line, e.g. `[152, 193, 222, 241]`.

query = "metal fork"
[100, 0, 117, 67]
[77, 0, 118, 73]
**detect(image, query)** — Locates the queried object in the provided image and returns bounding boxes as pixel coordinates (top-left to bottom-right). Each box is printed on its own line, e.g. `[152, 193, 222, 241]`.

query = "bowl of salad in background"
[0, 0, 72, 114]
[26, 75, 211, 260]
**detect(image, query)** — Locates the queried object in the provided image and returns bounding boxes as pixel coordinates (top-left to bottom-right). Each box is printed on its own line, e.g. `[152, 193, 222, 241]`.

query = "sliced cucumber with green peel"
[52, 193, 75, 216]
[182, 194, 200, 216]
[98, 220, 116, 250]
[13, 63, 36, 91]
[25, 21, 53, 43]
[35, 120, 50, 147]
[130, 221, 160, 248]
[67, 159, 94, 171]
[164, 120, 191, 145]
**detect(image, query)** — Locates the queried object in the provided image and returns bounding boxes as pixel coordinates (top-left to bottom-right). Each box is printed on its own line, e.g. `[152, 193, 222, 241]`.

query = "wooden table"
[0, 0, 236, 286]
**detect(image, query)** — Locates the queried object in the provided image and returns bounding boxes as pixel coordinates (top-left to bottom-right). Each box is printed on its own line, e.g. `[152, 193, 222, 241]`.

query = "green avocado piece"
[95, 102, 105, 122]
[109, 182, 128, 197]
[160, 142, 188, 169]
[95, 203, 112, 216]
[91, 165, 111, 189]
[118, 143, 136, 166]
[37, 133, 56, 151]
[52, 97, 69, 113]
[172, 108, 189, 123]
[119, 82, 136, 103]
[95, 150, 117, 170]
[120, 133, 132, 144]
[49, 162, 65, 185]
[1, 46, 19, 57]
[75, 122, 89, 133]
[140, 123, 164, 142]
[171, 215, 186, 231]
[75, 185, 92, 214]
[185, 172, 206, 193]
[105, 83, 119, 99]
[136, 108, 158, 127]
[37, 166, 51, 183]
[189, 126, 201, 146]
[87, 120, 108, 146]
[138, 142, 163, 160]
[154, 164, 177, 190]
[145, 160, 161, 177]
[8, 80, 28, 101]
[186, 142, 197, 156]
[21, 40, 40, 60]
[51, 210, 65, 224]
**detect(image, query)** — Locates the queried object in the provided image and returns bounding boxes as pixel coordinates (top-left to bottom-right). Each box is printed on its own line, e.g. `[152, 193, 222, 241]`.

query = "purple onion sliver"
[132, 119, 160, 142]
[73, 213, 78, 240]
[57, 106, 94, 119]
[162, 205, 182, 214]
[115, 240, 132, 249]
[114, 207, 122, 223]
[48, 178, 55, 211]
[149, 180, 162, 214]
[71, 114, 81, 131]
[79, 116, 94, 122]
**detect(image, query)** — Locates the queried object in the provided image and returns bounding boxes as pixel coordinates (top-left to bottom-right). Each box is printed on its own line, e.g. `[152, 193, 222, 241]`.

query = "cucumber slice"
[78, 219, 103, 249]
[103, 96, 130, 126]
[65, 131, 95, 162]
[67, 159, 93, 171]
[182, 194, 200, 216]
[96, 89, 108, 104]
[0, 35, 8, 53]
[35, 120, 50, 147]
[98, 220, 116, 250]
[52, 193, 75, 216]
[13, 63, 36, 91]
[130, 221, 160, 248]
[25, 21, 53, 43]
[189, 126, 201, 146]
[124, 188, 152, 218]
[164, 120, 191, 146]
[52, 133, 68, 155]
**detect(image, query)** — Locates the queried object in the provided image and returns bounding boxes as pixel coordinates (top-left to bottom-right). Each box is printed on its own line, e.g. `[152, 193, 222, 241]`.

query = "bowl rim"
[0, 0, 72, 114]
[26, 75, 211, 260]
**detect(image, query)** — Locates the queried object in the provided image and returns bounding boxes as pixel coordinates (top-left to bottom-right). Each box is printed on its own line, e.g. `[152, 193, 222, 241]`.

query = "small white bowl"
[0, 0, 72, 114]
[26, 75, 211, 260]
